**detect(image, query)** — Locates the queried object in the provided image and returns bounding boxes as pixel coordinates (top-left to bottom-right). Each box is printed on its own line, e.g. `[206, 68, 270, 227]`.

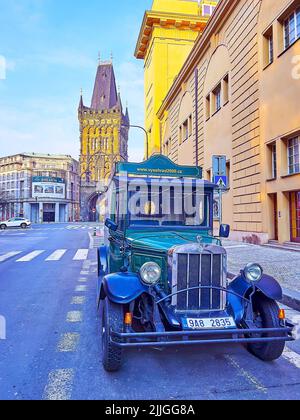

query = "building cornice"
[135, 10, 208, 59]
[157, 0, 238, 119]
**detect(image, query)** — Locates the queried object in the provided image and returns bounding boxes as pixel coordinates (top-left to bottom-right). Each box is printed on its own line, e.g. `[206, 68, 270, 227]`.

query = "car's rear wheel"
[20, 223, 27, 229]
[247, 295, 285, 362]
[0, 224, 7, 230]
[101, 298, 124, 372]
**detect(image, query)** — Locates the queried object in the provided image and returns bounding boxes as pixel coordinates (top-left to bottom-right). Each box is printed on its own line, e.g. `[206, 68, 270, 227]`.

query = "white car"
[0, 217, 31, 230]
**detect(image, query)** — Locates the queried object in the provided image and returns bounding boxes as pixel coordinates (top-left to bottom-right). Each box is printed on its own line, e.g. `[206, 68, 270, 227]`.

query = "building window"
[268, 33, 274, 64]
[163, 138, 172, 156]
[202, 4, 215, 17]
[223, 74, 229, 104]
[284, 7, 300, 49]
[188, 115, 193, 137]
[288, 137, 300, 174]
[183, 120, 188, 142]
[226, 161, 231, 189]
[179, 119, 189, 145]
[263, 26, 274, 66]
[270, 142, 277, 179]
[213, 83, 221, 114]
[206, 94, 211, 120]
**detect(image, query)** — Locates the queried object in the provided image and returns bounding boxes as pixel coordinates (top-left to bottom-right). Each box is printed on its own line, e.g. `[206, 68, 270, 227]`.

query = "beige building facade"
[158, 0, 300, 245]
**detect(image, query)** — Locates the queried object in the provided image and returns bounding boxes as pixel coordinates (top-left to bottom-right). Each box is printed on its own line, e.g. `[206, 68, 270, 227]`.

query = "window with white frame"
[284, 7, 300, 49]
[288, 136, 300, 174]
[213, 84, 221, 113]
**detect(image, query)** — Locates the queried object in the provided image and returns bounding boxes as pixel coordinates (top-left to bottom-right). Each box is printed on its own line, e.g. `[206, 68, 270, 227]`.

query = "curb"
[228, 272, 300, 313]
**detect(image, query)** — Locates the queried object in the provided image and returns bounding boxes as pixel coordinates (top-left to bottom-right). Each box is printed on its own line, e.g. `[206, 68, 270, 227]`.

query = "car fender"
[228, 273, 283, 322]
[255, 274, 283, 301]
[97, 245, 108, 277]
[101, 272, 149, 305]
[97, 246, 109, 307]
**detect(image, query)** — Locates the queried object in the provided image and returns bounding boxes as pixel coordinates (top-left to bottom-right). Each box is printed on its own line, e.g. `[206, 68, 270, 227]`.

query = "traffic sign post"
[212, 156, 227, 224]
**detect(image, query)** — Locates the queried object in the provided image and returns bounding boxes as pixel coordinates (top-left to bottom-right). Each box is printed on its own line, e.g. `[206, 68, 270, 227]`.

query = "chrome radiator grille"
[171, 245, 227, 312]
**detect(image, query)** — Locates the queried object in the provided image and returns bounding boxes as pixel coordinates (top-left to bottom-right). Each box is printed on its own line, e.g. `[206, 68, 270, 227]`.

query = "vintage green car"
[97, 155, 294, 372]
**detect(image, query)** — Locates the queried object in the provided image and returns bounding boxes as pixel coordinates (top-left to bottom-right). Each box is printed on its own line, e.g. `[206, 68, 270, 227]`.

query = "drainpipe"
[194, 68, 199, 167]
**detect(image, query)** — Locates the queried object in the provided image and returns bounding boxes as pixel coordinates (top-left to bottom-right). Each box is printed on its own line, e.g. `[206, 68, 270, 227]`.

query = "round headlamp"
[140, 262, 161, 286]
[244, 263, 263, 283]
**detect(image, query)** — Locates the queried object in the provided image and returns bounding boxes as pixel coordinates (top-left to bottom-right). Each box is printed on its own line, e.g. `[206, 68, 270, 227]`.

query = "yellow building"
[156, 0, 300, 245]
[78, 60, 129, 221]
[135, 0, 218, 157]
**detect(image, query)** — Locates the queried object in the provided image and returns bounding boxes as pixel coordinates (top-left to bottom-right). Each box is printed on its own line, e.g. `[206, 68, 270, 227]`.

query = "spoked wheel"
[0, 225, 7, 230]
[101, 298, 124, 372]
[247, 295, 285, 362]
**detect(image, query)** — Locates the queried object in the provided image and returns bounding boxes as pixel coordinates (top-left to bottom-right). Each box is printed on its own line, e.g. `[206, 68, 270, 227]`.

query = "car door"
[7, 218, 16, 227]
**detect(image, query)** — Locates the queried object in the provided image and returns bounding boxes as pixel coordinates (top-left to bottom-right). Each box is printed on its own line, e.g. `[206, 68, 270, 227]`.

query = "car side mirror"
[219, 224, 230, 238]
[105, 218, 118, 232]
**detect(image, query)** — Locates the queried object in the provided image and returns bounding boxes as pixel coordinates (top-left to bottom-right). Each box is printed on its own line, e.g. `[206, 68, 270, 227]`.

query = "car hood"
[126, 230, 217, 253]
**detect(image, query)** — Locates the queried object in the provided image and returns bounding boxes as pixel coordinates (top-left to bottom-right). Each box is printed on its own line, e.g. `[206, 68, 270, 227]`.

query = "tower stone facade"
[78, 61, 129, 221]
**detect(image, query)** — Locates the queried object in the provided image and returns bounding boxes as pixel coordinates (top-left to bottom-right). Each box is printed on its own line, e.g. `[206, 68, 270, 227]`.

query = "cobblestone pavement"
[223, 241, 300, 292]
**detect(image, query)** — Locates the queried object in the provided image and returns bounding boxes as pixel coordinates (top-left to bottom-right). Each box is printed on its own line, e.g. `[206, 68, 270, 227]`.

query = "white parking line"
[73, 249, 89, 261]
[46, 250, 67, 261]
[75, 285, 87, 292]
[66, 311, 83, 323]
[283, 348, 300, 369]
[0, 251, 22, 262]
[16, 250, 45, 262]
[224, 355, 267, 394]
[57, 333, 80, 352]
[71, 296, 86, 305]
[43, 369, 74, 400]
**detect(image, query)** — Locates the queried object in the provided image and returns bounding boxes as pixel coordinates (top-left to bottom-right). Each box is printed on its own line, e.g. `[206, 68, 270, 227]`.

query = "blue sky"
[0, 0, 152, 161]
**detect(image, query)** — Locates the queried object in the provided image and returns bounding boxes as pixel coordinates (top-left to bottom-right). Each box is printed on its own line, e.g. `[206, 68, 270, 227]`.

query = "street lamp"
[121, 124, 149, 160]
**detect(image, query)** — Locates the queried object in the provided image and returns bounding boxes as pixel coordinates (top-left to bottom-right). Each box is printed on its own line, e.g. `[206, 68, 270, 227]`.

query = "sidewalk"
[223, 240, 300, 311]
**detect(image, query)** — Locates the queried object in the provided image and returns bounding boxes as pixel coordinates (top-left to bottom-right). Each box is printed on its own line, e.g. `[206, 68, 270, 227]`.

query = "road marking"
[0, 251, 22, 262]
[224, 355, 267, 394]
[75, 285, 87, 292]
[283, 348, 300, 369]
[66, 311, 83, 323]
[16, 250, 45, 262]
[80, 271, 89, 275]
[71, 296, 86, 305]
[46, 249, 67, 261]
[43, 369, 74, 400]
[57, 333, 80, 352]
[73, 249, 89, 261]
[79, 278, 88, 283]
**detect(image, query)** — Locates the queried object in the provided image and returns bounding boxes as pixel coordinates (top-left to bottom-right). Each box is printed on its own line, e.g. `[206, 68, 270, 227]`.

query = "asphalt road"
[0, 223, 300, 401]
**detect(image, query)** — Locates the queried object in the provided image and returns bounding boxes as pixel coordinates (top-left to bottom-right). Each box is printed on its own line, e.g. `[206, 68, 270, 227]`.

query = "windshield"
[127, 182, 211, 228]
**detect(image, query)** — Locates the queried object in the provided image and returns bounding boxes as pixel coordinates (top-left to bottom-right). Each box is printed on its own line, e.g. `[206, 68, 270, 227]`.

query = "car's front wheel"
[0, 224, 7, 230]
[101, 298, 124, 372]
[20, 223, 27, 229]
[247, 295, 285, 362]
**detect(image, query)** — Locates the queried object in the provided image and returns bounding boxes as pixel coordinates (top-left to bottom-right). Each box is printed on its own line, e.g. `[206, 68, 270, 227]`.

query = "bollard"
[94, 227, 97, 237]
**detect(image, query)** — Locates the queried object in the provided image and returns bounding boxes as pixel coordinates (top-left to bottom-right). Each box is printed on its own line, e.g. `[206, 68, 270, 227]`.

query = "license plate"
[184, 317, 236, 330]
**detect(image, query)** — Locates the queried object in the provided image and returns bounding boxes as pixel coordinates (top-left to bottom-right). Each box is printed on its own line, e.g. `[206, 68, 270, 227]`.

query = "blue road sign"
[212, 155, 227, 177]
[214, 175, 228, 189]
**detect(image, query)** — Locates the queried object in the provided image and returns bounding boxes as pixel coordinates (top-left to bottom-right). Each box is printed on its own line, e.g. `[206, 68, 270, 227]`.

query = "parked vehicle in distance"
[0, 217, 31, 230]
[97, 155, 294, 372]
